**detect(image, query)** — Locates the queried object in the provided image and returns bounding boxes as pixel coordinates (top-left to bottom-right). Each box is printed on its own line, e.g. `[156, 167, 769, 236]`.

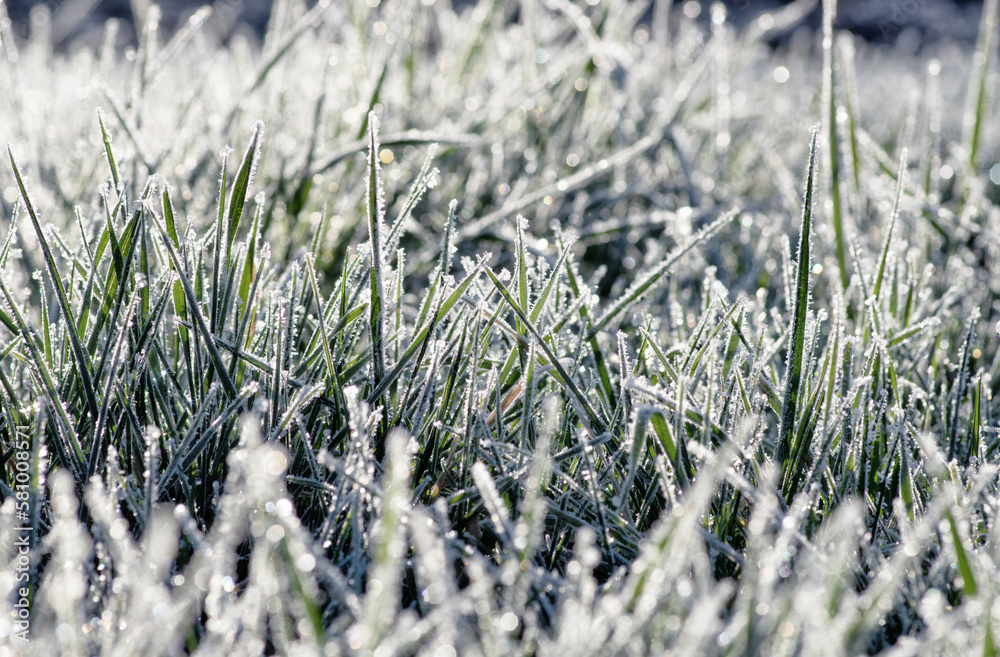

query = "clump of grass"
[1, 1, 1000, 655]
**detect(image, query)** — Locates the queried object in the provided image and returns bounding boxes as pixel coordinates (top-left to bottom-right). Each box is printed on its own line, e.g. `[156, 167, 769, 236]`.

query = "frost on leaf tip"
[367, 112, 386, 211]
[245, 120, 265, 189]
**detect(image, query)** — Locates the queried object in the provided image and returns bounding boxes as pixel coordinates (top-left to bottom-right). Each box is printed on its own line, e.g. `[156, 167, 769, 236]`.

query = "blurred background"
[0, 0, 991, 52]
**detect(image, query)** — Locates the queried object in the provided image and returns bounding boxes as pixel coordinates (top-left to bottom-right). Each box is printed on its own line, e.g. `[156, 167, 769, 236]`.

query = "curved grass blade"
[948, 310, 979, 462]
[162, 189, 189, 340]
[92, 208, 143, 384]
[87, 203, 141, 355]
[305, 256, 339, 389]
[210, 146, 230, 334]
[385, 146, 438, 255]
[946, 508, 978, 597]
[7, 145, 100, 421]
[531, 234, 576, 325]
[309, 130, 480, 179]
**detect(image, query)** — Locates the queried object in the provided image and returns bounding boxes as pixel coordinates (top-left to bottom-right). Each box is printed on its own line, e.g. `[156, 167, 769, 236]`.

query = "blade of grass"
[150, 213, 238, 399]
[484, 267, 606, 435]
[776, 127, 819, 468]
[873, 152, 907, 302]
[226, 121, 264, 264]
[963, 0, 999, 172]
[7, 145, 100, 422]
[948, 310, 979, 463]
[0, 274, 85, 478]
[946, 507, 978, 597]
[88, 280, 145, 479]
[366, 112, 390, 458]
[823, 0, 849, 289]
[92, 208, 144, 386]
[365, 258, 485, 411]
[97, 109, 121, 193]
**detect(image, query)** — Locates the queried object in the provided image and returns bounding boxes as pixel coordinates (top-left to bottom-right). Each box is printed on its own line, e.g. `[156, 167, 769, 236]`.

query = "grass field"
[2, 0, 1000, 654]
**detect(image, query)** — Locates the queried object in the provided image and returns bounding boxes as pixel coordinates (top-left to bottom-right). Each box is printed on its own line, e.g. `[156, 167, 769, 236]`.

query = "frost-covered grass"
[1, 0, 1000, 654]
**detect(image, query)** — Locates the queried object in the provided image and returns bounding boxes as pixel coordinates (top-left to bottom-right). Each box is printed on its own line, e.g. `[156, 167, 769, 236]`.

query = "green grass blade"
[384, 146, 437, 255]
[238, 201, 262, 313]
[306, 256, 338, 389]
[530, 236, 576, 325]
[88, 283, 144, 478]
[0, 274, 85, 477]
[210, 147, 230, 334]
[948, 311, 979, 463]
[366, 111, 389, 454]
[162, 189, 189, 338]
[484, 267, 606, 434]
[872, 152, 906, 302]
[150, 213, 238, 399]
[946, 508, 978, 597]
[776, 127, 818, 468]
[97, 109, 121, 193]
[838, 34, 862, 198]
[964, 0, 999, 171]
[515, 214, 529, 336]
[7, 145, 100, 421]
[92, 208, 142, 380]
[366, 260, 484, 406]
[823, 0, 849, 290]
[226, 121, 264, 262]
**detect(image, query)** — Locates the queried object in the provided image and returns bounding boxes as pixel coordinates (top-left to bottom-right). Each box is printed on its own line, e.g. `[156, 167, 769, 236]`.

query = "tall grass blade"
[964, 0, 999, 172]
[873, 152, 907, 302]
[225, 121, 264, 262]
[366, 112, 390, 457]
[776, 127, 818, 469]
[7, 145, 99, 421]
[823, 0, 849, 289]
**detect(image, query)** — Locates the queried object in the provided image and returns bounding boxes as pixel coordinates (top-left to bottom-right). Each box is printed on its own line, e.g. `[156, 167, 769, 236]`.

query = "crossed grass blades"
[1, 0, 1000, 654]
